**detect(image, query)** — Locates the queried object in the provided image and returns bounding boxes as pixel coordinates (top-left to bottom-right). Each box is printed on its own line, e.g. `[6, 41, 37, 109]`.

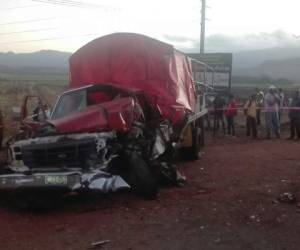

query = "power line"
[33, 0, 109, 8]
[33, 0, 82, 7]
[0, 33, 97, 44]
[0, 27, 57, 36]
[34, 0, 90, 7]
[31, 0, 118, 10]
[0, 5, 41, 11]
[0, 16, 68, 26]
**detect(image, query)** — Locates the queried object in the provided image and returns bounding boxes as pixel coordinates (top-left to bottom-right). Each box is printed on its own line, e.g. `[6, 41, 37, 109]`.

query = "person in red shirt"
[225, 94, 238, 136]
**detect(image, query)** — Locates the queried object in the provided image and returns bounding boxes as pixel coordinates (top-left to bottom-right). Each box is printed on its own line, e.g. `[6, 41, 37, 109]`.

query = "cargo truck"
[0, 33, 213, 199]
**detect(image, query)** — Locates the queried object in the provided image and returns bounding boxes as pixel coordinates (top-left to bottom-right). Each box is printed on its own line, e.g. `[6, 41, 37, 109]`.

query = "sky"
[1, 0, 300, 53]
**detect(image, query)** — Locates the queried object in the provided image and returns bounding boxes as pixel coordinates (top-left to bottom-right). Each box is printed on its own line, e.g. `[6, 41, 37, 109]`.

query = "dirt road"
[0, 135, 299, 250]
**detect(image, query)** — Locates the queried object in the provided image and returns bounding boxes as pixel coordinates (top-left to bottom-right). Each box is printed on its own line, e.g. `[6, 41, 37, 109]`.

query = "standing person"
[225, 94, 237, 136]
[264, 85, 281, 139]
[244, 94, 257, 138]
[0, 110, 3, 150]
[278, 88, 285, 123]
[255, 87, 264, 125]
[213, 93, 226, 136]
[287, 90, 300, 140]
[204, 95, 213, 131]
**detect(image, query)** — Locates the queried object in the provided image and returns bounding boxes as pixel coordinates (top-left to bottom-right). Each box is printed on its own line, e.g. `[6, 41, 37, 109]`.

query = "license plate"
[45, 176, 67, 185]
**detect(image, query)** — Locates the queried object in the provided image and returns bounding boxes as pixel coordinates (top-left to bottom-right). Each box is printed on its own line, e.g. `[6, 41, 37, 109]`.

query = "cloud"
[163, 30, 300, 53]
[162, 34, 193, 43]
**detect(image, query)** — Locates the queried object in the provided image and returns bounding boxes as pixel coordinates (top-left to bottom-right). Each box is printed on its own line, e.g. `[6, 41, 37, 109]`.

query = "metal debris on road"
[214, 238, 221, 243]
[278, 192, 296, 204]
[89, 240, 110, 249]
[249, 214, 260, 223]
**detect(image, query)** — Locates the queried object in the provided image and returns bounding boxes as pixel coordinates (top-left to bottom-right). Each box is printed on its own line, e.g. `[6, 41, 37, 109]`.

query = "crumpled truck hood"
[48, 97, 135, 134]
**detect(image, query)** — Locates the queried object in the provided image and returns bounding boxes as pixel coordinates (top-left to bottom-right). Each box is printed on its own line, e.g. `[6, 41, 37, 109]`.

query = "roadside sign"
[188, 53, 233, 92]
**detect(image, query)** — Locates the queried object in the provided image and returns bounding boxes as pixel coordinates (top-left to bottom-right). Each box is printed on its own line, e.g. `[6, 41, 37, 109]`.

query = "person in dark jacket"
[0, 110, 3, 150]
[204, 95, 213, 131]
[213, 93, 226, 136]
[264, 85, 281, 139]
[225, 94, 237, 136]
[287, 90, 300, 140]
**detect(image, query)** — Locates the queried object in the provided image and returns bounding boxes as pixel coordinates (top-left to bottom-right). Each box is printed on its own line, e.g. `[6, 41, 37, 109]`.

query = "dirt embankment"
[0, 81, 65, 139]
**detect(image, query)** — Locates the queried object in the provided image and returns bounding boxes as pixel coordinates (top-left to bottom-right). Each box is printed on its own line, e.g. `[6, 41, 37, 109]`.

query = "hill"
[233, 46, 300, 69]
[0, 50, 70, 68]
[1, 47, 300, 84]
[234, 57, 300, 83]
[0, 50, 70, 85]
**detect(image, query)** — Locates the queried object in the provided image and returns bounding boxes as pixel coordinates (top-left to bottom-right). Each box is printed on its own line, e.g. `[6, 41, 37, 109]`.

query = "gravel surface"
[0, 134, 299, 250]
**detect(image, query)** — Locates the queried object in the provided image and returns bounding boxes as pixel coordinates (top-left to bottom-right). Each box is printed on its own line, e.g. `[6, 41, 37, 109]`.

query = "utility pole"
[200, 0, 206, 55]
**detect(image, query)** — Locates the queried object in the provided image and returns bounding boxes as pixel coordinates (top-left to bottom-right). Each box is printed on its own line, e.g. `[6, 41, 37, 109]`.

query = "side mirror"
[12, 106, 21, 121]
[20, 95, 48, 131]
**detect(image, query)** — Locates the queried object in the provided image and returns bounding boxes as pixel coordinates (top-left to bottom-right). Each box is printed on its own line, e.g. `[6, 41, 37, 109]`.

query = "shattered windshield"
[51, 90, 87, 119]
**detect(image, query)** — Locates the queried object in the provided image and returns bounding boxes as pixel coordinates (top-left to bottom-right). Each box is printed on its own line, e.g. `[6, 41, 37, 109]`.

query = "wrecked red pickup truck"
[0, 33, 211, 199]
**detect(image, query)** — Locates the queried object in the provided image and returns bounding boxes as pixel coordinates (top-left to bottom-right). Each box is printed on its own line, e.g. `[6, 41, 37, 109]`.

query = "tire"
[128, 153, 158, 199]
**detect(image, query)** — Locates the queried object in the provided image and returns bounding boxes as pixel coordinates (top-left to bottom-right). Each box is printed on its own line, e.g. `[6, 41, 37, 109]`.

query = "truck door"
[20, 96, 48, 132]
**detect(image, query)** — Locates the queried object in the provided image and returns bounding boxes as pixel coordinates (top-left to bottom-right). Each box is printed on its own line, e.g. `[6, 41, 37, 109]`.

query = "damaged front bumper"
[2, 131, 131, 193]
[0, 170, 130, 193]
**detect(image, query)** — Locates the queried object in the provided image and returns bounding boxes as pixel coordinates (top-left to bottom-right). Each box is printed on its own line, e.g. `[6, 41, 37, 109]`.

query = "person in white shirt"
[255, 87, 264, 125]
[264, 85, 281, 138]
[278, 88, 285, 123]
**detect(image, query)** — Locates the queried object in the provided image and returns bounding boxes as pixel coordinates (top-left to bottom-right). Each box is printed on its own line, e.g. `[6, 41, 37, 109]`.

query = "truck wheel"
[128, 153, 158, 199]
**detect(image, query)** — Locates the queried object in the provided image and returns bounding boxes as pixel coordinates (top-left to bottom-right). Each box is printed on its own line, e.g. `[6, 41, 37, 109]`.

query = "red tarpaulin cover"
[69, 33, 196, 123]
